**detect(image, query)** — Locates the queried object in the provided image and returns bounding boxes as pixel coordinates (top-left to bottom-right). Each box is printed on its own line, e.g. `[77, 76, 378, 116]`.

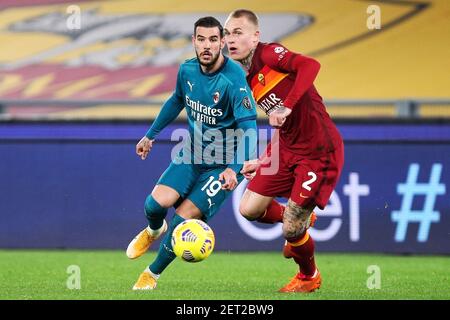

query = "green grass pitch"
[0, 250, 449, 300]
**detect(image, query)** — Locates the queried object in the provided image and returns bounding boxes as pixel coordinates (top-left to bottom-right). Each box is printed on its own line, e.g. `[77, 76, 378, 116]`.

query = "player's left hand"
[219, 168, 238, 191]
[241, 159, 260, 180]
[269, 106, 292, 128]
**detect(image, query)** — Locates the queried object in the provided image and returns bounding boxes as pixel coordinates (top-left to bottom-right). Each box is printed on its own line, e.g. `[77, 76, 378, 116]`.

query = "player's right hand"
[136, 136, 154, 160]
[240, 159, 260, 180]
[219, 168, 238, 191]
[268, 106, 291, 128]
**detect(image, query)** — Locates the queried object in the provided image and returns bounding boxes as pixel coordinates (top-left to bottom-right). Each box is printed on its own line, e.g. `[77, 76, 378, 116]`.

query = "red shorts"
[247, 141, 344, 210]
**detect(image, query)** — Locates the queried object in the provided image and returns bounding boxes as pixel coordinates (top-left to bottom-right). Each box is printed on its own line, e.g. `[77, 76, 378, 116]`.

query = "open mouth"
[202, 52, 212, 58]
[228, 47, 238, 54]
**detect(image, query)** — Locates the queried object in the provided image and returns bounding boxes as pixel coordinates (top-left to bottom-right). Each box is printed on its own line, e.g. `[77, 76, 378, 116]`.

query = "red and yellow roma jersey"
[247, 42, 343, 158]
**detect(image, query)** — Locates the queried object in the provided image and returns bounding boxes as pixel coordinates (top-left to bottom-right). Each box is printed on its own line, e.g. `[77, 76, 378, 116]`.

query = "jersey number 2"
[302, 172, 317, 191]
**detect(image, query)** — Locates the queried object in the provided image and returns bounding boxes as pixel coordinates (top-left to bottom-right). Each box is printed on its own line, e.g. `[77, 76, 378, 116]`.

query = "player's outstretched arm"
[145, 93, 184, 142]
[262, 44, 320, 109]
[139, 89, 183, 161]
[143, 68, 184, 147]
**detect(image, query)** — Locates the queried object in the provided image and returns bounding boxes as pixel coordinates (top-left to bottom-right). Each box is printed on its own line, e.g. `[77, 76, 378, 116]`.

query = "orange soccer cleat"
[278, 269, 321, 293]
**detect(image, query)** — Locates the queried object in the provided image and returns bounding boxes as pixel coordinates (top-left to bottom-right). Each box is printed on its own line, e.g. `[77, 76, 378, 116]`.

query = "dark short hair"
[194, 16, 224, 38]
[228, 9, 259, 27]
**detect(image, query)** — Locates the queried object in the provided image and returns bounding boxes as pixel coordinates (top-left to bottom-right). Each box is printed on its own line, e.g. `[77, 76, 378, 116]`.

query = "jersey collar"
[247, 42, 263, 76]
[198, 55, 228, 77]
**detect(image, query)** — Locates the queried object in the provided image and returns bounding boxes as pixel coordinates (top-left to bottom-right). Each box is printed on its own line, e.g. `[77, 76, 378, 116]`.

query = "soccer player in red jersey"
[224, 9, 344, 292]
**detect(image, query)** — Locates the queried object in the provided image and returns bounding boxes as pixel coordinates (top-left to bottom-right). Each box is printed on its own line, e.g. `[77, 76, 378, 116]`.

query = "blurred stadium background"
[0, 0, 449, 299]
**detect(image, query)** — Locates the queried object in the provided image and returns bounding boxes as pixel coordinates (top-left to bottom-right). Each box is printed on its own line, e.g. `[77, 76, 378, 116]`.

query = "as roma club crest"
[258, 73, 265, 86]
[213, 91, 220, 104]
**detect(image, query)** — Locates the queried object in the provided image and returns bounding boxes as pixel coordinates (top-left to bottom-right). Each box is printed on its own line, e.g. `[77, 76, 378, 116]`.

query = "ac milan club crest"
[242, 96, 251, 109]
[213, 91, 220, 104]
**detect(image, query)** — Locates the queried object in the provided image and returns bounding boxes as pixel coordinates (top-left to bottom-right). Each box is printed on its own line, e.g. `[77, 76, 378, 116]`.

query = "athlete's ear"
[253, 30, 260, 44]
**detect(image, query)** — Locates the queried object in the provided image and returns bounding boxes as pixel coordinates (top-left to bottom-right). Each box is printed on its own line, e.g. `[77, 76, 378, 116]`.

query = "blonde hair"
[228, 9, 259, 27]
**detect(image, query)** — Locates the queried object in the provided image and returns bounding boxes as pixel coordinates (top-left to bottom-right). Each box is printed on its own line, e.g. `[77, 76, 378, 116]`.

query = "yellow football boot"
[126, 220, 167, 259]
[132, 268, 158, 290]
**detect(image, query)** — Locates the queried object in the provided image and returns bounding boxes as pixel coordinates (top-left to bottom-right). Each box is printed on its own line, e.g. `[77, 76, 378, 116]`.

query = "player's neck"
[201, 54, 225, 74]
[238, 48, 255, 74]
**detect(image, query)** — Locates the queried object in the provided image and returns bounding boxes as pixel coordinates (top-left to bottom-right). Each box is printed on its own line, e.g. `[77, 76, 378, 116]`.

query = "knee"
[144, 194, 168, 217]
[147, 192, 172, 210]
[238, 201, 257, 221]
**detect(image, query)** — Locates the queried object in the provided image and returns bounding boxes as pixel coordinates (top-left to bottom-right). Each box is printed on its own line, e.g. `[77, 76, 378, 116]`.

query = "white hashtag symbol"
[391, 163, 446, 242]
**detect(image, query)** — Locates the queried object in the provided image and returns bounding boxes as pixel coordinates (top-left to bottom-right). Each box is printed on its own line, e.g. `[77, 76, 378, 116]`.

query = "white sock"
[147, 268, 160, 280]
[146, 220, 166, 236]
